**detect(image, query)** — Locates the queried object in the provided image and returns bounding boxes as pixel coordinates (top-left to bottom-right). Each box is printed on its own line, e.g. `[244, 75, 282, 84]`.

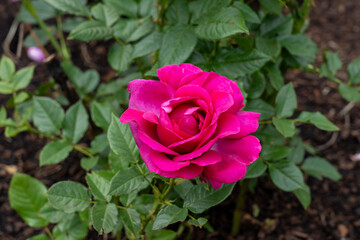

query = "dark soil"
[1, 0, 359, 240]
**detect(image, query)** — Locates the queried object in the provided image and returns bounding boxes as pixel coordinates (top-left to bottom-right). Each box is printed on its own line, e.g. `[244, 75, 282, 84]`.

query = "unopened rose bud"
[27, 47, 46, 62]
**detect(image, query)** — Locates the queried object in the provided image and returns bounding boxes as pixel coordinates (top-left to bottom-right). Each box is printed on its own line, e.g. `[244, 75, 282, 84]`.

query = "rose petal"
[157, 64, 203, 90]
[202, 157, 248, 184]
[211, 90, 234, 121]
[175, 85, 212, 108]
[179, 71, 211, 86]
[173, 113, 240, 161]
[120, 109, 179, 155]
[191, 150, 222, 166]
[128, 79, 174, 117]
[202, 74, 244, 113]
[149, 149, 191, 171]
[161, 96, 194, 113]
[140, 145, 203, 179]
[214, 135, 261, 166]
[202, 136, 261, 183]
[229, 79, 245, 112]
[228, 111, 261, 139]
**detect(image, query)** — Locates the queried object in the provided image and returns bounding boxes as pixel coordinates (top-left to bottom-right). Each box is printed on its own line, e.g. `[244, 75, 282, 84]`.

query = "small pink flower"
[27, 47, 46, 62]
[120, 64, 261, 189]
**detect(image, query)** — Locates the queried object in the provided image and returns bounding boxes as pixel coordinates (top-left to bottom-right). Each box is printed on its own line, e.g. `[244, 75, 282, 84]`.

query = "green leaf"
[68, 20, 113, 41]
[43, 0, 91, 16]
[109, 168, 149, 195]
[27, 234, 49, 240]
[17, 0, 56, 24]
[213, 49, 271, 78]
[61, 62, 100, 98]
[133, 31, 163, 58]
[261, 145, 292, 161]
[324, 51, 342, 75]
[302, 157, 341, 181]
[188, 217, 208, 228]
[243, 71, 266, 99]
[159, 25, 197, 66]
[165, 0, 190, 25]
[266, 64, 284, 91]
[62, 17, 84, 32]
[146, 228, 177, 240]
[244, 99, 274, 121]
[189, 0, 229, 22]
[0, 81, 13, 94]
[153, 205, 188, 230]
[259, 0, 282, 15]
[108, 43, 133, 73]
[272, 117, 295, 138]
[109, 151, 130, 172]
[119, 208, 141, 239]
[80, 156, 99, 171]
[14, 91, 29, 104]
[12, 66, 34, 91]
[91, 203, 118, 234]
[108, 114, 139, 163]
[269, 161, 305, 192]
[138, 0, 156, 17]
[33, 96, 65, 135]
[91, 133, 109, 154]
[38, 202, 67, 223]
[90, 101, 111, 131]
[260, 15, 293, 37]
[9, 173, 48, 227]
[91, 3, 119, 27]
[233, 1, 260, 24]
[86, 171, 114, 202]
[338, 83, 360, 102]
[39, 140, 73, 166]
[0, 55, 15, 81]
[48, 181, 91, 213]
[183, 183, 235, 214]
[62, 101, 89, 143]
[348, 56, 360, 84]
[112, 19, 154, 43]
[104, 0, 138, 17]
[120, 192, 137, 207]
[294, 185, 311, 209]
[279, 34, 318, 59]
[195, 7, 248, 40]
[296, 111, 339, 131]
[244, 158, 267, 179]
[287, 138, 305, 164]
[52, 214, 88, 239]
[255, 36, 281, 60]
[275, 83, 297, 118]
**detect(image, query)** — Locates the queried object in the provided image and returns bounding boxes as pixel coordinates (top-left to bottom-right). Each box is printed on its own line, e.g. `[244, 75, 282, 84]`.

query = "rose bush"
[120, 64, 261, 188]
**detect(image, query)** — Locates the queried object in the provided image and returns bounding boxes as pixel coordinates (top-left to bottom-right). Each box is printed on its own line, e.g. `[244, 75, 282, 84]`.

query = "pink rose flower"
[120, 64, 261, 189]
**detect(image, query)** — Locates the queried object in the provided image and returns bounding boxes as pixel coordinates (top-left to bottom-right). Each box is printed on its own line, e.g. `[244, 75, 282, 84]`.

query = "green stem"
[113, 36, 125, 46]
[56, 15, 71, 62]
[259, 120, 272, 124]
[45, 226, 55, 240]
[22, 0, 62, 56]
[157, 0, 169, 31]
[26, 123, 58, 140]
[161, 178, 175, 199]
[140, 178, 176, 237]
[231, 180, 248, 236]
[73, 144, 93, 157]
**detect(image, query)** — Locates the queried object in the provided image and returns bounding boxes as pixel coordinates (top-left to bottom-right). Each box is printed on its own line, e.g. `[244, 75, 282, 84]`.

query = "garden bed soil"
[0, 0, 359, 239]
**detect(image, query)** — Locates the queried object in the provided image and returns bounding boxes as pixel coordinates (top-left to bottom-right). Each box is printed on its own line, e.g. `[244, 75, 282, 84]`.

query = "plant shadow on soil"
[0, 0, 359, 239]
